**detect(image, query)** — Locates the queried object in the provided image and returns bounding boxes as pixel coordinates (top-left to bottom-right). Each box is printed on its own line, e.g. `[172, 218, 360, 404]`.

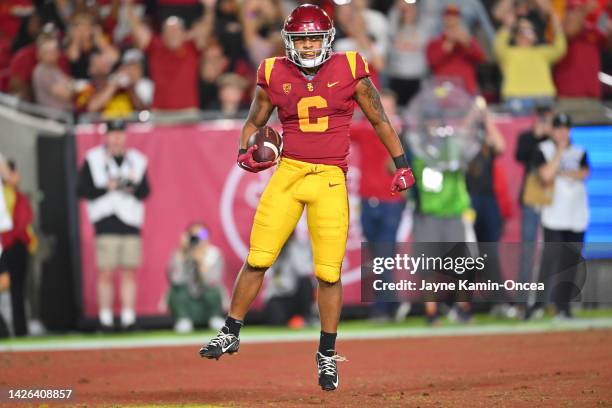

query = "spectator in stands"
[77, 119, 150, 331]
[213, 73, 249, 117]
[466, 108, 506, 243]
[105, 0, 142, 46]
[529, 113, 589, 319]
[387, 0, 433, 106]
[32, 35, 75, 111]
[65, 13, 119, 80]
[263, 233, 315, 327]
[10, 9, 42, 54]
[213, 0, 250, 67]
[199, 40, 230, 110]
[157, 0, 213, 29]
[55, 0, 128, 45]
[465, 106, 507, 306]
[127, 0, 214, 111]
[421, 0, 496, 46]
[493, 0, 551, 44]
[494, 9, 566, 114]
[9, 25, 67, 102]
[0, 1, 34, 40]
[77, 50, 114, 113]
[334, 2, 386, 73]
[81, 49, 153, 117]
[426, 4, 485, 95]
[33, 0, 66, 33]
[554, 0, 611, 121]
[1, 160, 36, 337]
[167, 222, 226, 333]
[115, 49, 154, 109]
[515, 104, 553, 288]
[241, 0, 285, 66]
[349, 0, 390, 56]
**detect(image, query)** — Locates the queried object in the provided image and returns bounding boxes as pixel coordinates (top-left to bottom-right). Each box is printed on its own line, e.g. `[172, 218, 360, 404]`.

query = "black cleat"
[199, 329, 240, 360]
[316, 351, 346, 391]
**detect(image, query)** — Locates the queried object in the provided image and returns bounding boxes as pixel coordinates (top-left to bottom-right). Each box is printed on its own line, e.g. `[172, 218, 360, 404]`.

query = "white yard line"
[1, 318, 611, 353]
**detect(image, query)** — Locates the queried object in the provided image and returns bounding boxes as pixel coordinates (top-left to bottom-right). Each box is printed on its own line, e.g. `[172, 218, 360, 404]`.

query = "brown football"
[248, 126, 283, 163]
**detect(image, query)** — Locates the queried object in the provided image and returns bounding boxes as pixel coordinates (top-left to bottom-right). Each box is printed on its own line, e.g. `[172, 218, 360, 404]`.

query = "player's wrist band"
[239, 148, 247, 155]
[393, 154, 409, 169]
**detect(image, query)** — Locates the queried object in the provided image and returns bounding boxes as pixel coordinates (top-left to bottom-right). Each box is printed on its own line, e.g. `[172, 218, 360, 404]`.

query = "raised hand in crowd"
[533, 0, 553, 16]
[125, 0, 152, 49]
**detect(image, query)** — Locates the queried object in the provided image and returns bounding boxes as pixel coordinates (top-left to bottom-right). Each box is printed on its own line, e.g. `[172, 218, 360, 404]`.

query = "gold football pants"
[247, 157, 349, 283]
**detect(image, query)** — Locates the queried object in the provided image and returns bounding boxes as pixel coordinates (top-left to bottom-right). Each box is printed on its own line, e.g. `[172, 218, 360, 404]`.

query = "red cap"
[443, 3, 462, 16]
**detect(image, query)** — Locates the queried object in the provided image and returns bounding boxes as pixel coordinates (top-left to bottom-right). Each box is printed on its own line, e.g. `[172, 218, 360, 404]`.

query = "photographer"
[77, 119, 150, 331]
[166, 222, 226, 333]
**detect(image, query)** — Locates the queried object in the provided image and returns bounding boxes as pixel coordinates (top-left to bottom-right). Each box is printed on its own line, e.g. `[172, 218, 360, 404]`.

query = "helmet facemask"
[282, 28, 335, 68]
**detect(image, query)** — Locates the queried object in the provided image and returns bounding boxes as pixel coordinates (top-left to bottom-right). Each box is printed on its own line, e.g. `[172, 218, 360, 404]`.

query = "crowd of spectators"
[0, 0, 610, 119]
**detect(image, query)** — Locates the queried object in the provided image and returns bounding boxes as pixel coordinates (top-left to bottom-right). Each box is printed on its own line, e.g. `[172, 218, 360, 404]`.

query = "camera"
[188, 234, 200, 247]
[188, 228, 209, 247]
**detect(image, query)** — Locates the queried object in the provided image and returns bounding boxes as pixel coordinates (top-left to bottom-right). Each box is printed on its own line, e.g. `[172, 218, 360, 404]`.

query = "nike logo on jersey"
[327, 81, 340, 88]
[329, 182, 341, 187]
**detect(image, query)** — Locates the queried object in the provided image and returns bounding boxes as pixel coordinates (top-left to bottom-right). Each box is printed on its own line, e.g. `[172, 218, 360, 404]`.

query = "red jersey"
[146, 36, 199, 110]
[256, 52, 370, 172]
[554, 26, 606, 98]
[426, 35, 484, 95]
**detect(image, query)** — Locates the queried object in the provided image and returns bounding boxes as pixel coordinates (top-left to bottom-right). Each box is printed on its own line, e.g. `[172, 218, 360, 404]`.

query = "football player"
[199, 4, 415, 391]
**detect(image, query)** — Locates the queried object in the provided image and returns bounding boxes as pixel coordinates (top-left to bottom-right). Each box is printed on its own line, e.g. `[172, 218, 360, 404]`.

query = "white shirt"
[539, 140, 589, 232]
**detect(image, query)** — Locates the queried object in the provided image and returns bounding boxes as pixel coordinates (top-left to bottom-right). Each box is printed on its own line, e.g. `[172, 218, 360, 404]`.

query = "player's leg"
[227, 264, 268, 322]
[306, 168, 349, 391]
[229, 163, 305, 320]
[200, 162, 304, 359]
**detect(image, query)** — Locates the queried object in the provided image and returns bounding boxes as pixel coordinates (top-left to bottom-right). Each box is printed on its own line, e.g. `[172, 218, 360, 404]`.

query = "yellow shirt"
[494, 28, 566, 98]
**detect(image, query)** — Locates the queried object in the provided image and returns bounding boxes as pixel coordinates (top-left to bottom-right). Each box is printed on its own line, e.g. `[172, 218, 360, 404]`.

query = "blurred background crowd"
[0, 0, 610, 337]
[0, 0, 610, 118]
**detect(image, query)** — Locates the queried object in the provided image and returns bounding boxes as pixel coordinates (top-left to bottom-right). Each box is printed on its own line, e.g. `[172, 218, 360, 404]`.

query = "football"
[248, 126, 283, 163]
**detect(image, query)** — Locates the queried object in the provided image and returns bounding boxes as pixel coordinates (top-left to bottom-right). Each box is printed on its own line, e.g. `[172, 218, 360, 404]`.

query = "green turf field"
[1, 307, 611, 351]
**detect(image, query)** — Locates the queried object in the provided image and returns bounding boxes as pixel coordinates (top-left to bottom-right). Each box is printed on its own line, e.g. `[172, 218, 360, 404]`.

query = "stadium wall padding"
[73, 119, 532, 319]
[37, 135, 79, 330]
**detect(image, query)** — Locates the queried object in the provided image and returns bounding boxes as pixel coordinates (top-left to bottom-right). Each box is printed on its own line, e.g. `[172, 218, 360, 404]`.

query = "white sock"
[121, 308, 136, 327]
[99, 309, 113, 327]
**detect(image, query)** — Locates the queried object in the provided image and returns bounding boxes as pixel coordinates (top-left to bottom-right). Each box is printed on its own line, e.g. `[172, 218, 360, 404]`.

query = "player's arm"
[354, 78, 403, 158]
[240, 86, 275, 149]
[237, 85, 276, 172]
[354, 78, 414, 192]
